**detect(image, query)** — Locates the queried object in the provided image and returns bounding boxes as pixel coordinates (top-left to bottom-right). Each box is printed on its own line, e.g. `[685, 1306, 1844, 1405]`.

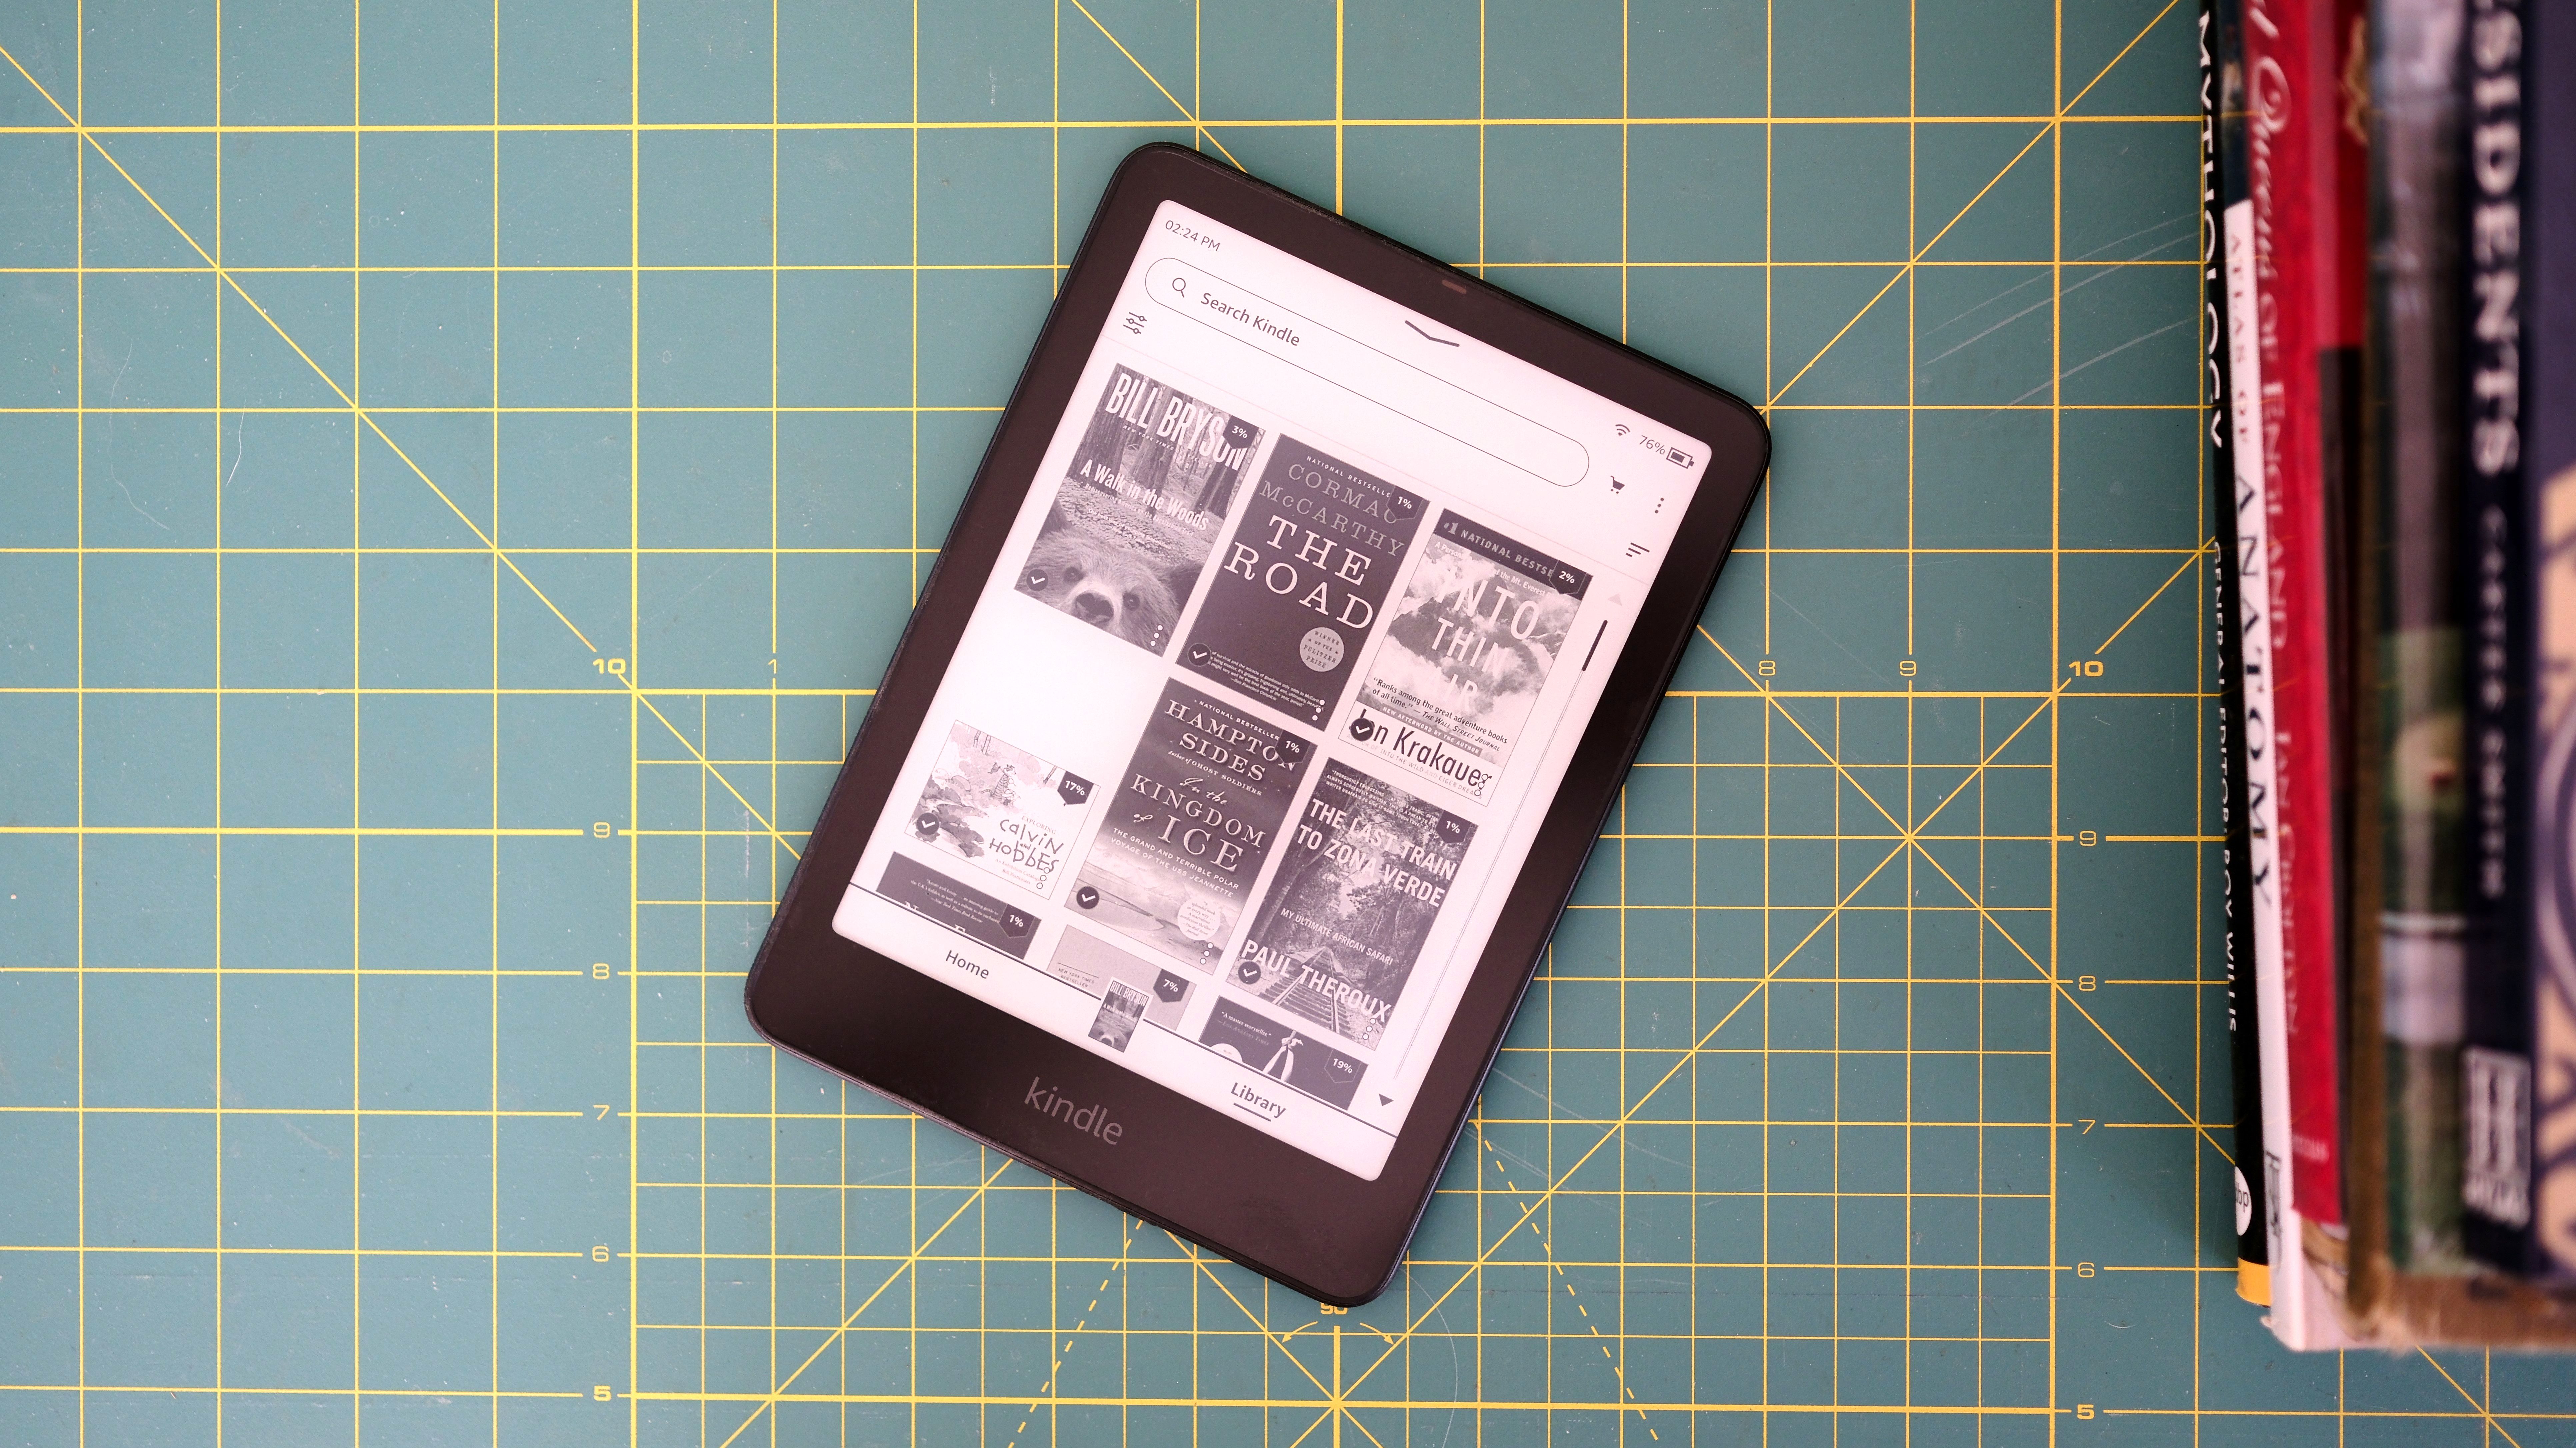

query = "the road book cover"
[1068, 680, 1313, 972]
[1230, 759, 1475, 1050]
[1179, 437, 1425, 724]
[1347, 511, 1591, 803]
[1015, 364, 1262, 654]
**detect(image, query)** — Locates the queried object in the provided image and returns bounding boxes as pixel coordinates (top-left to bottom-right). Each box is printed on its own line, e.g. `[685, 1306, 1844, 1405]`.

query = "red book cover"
[2241, 0, 2367, 1226]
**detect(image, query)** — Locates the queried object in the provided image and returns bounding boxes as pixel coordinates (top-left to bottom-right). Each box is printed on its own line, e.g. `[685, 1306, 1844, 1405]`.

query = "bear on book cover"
[1180, 438, 1427, 726]
[1228, 759, 1474, 1051]
[1016, 364, 1261, 654]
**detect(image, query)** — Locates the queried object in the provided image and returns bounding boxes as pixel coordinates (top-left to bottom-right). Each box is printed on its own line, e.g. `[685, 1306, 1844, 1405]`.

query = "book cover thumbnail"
[1087, 979, 1150, 1053]
[1198, 997, 1366, 1111]
[1179, 437, 1426, 725]
[1068, 679, 1313, 972]
[1047, 926, 1195, 1034]
[904, 722, 1096, 899]
[1347, 511, 1591, 802]
[1229, 759, 1475, 1050]
[875, 853, 1038, 959]
[1015, 364, 1263, 654]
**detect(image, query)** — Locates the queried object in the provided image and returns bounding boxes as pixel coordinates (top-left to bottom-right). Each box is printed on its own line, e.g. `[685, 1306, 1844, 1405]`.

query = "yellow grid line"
[2, 0, 2530, 1439]
[0, 41, 809, 868]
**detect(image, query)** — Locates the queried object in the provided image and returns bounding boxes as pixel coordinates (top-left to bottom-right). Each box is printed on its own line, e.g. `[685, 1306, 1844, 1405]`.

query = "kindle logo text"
[1025, 1077, 1123, 1145]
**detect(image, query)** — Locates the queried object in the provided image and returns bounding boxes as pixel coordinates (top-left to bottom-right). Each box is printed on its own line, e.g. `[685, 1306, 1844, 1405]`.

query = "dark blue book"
[2456, 0, 2561, 1277]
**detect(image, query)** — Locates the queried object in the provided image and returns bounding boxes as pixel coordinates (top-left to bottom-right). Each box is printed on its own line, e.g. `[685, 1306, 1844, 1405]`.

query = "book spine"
[2368, 0, 2471, 1272]
[2523, 0, 2576, 1280]
[2208, 0, 2275, 1301]
[2243, 0, 2365, 1229]
[2458, 0, 2540, 1273]
[2227, 153, 2310, 1346]
[2236, 196, 2363, 1352]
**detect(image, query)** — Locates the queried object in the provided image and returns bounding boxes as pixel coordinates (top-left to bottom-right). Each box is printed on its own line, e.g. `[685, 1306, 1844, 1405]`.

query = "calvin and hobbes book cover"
[1180, 438, 1425, 725]
[1346, 511, 1591, 803]
[1015, 364, 1262, 653]
[1068, 680, 1313, 972]
[904, 723, 1095, 898]
[1229, 759, 1474, 1050]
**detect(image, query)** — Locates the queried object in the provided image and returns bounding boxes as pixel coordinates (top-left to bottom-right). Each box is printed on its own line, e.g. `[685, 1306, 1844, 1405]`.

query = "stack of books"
[2204, 0, 2572, 1347]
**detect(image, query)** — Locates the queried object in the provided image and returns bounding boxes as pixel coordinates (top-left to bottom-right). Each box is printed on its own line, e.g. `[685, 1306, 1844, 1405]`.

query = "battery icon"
[1667, 449, 1695, 468]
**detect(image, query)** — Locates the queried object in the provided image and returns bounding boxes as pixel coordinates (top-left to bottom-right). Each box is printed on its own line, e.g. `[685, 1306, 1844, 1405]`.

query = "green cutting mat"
[2, 0, 2567, 1443]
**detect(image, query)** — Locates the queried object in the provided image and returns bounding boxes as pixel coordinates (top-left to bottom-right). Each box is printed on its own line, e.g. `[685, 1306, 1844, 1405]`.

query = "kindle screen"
[832, 200, 1712, 1178]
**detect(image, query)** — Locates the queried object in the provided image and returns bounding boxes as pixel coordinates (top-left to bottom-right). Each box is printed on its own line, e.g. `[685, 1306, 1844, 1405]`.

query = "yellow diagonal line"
[710, 1159, 1011, 1448]
[0, 39, 806, 864]
[1064, 0, 1244, 169]
[1696, 548, 2249, 1175]
[1699, 667, 2181, 1136]
[1280, 1405, 1343, 1448]
[1896, 683, 2064, 839]
[1698, 625, 2064, 850]
[2091, 538, 2213, 658]
[1764, 125, 2050, 407]
[0, 49, 594, 654]
[1765, 0, 2187, 408]
[628, 690, 804, 860]
[1167, 1235, 1339, 1401]
[1288, 1391, 1411, 1443]
[1347, 837, 1915, 1393]
[1300, 1394, 1390, 1448]
[1902, 837, 2234, 1165]
[2414, 1349, 2525, 1448]
[1696, 507, 2194, 845]
[1675, 541, 2215, 1152]
[1735, 690, 2245, 1190]
[1477, 1136, 1659, 1437]
[1347, 588, 2156, 1388]
[1886, 533, 2254, 1158]
[2058, 0, 2194, 116]
[1002, 1218, 1139, 1448]
[1351, 843, 1909, 1387]
[1693, 629, 1917, 838]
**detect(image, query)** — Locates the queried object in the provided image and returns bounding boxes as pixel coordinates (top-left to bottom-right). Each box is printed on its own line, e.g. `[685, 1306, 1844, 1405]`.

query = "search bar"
[1145, 257, 1591, 488]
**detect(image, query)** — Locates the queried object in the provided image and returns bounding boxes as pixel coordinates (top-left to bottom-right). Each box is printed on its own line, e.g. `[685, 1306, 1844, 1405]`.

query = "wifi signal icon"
[1614, 424, 1629, 437]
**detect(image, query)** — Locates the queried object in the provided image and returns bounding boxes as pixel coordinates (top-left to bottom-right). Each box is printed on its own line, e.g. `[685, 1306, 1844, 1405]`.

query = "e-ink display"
[831, 201, 1712, 1178]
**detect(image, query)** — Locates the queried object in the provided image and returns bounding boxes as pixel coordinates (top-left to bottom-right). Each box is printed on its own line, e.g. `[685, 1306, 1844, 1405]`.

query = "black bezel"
[744, 143, 1767, 1306]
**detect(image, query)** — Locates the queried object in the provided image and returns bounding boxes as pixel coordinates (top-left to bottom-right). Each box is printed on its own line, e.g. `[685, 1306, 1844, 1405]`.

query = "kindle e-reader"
[745, 144, 1767, 1305]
